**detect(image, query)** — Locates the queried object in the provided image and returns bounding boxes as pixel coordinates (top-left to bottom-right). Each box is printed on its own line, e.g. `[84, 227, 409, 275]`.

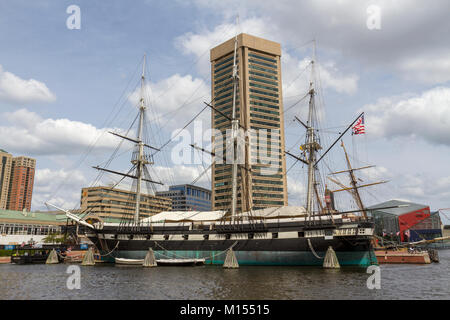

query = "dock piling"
[45, 249, 59, 264]
[223, 248, 239, 269]
[82, 247, 95, 266]
[143, 248, 157, 267]
[323, 246, 340, 269]
[427, 249, 439, 263]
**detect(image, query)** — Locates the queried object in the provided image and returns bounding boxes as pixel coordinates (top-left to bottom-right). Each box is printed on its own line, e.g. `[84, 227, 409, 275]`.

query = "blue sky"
[1, 0, 449, 223]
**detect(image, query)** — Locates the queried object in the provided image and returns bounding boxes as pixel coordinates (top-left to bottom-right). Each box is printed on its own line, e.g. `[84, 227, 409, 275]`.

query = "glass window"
[250, 94, 279, 104]
[249, 82, 278, 92]
[248, 59, 276, 69]
[248, 53, 277, 63]
[250, 88, 279, 98]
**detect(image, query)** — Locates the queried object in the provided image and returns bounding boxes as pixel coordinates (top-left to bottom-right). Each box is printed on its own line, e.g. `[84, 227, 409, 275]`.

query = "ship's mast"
[304, 42, 324, 217]
[327, 142, 388, 220]
[230, 31, 240, 222]
[134, 55, 147, 224]
[295, 62, 321, 217]
[92, 55, 163, 225]
[305, 79, 317, 216]
[340, 141, 367, 219]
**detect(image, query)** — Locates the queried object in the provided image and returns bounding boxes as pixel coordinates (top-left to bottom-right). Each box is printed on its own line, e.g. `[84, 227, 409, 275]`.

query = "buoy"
[82, 247, 95, 266]
[143, 248, 157, 267]
[45, 249, 59, 264]
[323, 246, 340, 269]
[223, 248, 239, 269]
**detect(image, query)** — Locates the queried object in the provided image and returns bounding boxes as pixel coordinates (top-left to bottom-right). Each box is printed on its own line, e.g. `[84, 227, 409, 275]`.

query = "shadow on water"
[1, 250, 449, 300]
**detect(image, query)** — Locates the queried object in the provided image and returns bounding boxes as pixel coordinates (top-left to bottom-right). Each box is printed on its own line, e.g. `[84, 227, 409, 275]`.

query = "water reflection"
[1, 250, 449, 300]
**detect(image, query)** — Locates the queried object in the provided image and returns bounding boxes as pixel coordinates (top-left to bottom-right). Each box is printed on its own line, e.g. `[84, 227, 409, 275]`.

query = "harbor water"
[1, 250, 449, 300]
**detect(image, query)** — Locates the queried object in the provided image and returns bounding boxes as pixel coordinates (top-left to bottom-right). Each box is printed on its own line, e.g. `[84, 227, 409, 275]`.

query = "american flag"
[352, 114, 365, 135]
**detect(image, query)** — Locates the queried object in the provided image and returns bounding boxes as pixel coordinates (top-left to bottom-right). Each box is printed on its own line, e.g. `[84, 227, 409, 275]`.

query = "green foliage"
[42, 232, 66, 244]
[0, 250, 12, 257]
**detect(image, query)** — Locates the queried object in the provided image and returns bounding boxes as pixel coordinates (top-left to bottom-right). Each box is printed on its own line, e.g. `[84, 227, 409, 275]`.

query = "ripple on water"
[1, 250, 449, 300]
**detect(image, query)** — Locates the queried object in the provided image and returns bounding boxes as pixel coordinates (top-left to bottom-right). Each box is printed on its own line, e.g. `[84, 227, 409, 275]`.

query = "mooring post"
[82, 247, 95, 266]
[45, 249, 59, 264]
[143, 248, 157, 267]
[323, 246, 340, 269]
[223, 248, 239, 269]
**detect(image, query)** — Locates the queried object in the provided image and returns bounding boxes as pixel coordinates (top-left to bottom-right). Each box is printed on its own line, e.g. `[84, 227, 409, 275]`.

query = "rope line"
[307, 238, 324, 259]
[153, 240, 238, 260]
[98, 241, 120, 257]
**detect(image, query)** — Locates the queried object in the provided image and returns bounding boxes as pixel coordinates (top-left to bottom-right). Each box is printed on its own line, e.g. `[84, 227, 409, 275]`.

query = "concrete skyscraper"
[210, 33, 288, 212]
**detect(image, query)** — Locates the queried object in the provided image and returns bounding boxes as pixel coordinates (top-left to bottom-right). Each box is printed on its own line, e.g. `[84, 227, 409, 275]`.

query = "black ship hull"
[82, 219, 378, 267]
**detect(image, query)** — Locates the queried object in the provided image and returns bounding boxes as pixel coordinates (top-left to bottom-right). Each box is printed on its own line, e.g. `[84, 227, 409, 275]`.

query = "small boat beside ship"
[10, 250, 65, 264]
[375, 248, 432, 264]
[373, 236, 449, 264]
[115, 257, 206, 266]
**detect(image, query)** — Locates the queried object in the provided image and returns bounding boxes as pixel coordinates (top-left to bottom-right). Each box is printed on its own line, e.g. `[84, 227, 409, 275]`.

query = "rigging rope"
[153, 240, 238, 260]
[98, 241, 120, 257]
[48, 59, 144, 205]
[283, 91, 310, 115]
[307, 238, 324, 259]
[153, 104, 209, 155]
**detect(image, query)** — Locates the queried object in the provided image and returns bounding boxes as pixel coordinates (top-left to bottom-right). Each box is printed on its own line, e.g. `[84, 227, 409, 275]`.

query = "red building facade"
[369, 200, 433, 242]
[397, 207, 430, 242]
[7, 156, 36, 211]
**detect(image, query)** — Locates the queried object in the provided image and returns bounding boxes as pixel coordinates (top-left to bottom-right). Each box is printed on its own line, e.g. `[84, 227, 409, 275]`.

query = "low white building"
[0, 209, 66, 246]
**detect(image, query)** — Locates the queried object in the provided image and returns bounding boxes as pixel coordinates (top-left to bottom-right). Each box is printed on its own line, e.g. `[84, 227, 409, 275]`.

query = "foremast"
[93, 55, 162, 225]
[132, 55, 149, 224]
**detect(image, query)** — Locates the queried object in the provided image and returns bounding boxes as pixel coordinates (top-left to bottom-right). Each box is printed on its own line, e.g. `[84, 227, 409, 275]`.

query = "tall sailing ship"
[50, 34, 395, 267]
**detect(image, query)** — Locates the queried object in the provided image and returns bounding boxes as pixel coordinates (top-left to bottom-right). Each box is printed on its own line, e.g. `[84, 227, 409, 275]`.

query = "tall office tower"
[7, 156, 36, 211]
[0, 150, 13, 210]
[210, 33, 288, 212]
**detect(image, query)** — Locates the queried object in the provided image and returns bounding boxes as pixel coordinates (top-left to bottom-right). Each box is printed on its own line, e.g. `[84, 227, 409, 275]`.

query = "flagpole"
[315, 112, 364, 167]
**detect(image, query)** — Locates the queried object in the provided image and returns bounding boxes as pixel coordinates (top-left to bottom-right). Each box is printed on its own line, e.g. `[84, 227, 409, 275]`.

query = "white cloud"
[282, 53, 358, 99]
[0, 108, 126, 156]
[316, 61, 358, 95]
[175, 17, 275, 77]
[365, 86, 450, 146]
[287, 176, 306, 206]
[390, 173, 450, 208]
[0, 65, 56, 104]
[176, 18, 359, 99]
[85, 164, 211, 198]
[398, 54, 450, 84]
[0, 73, 210, 157]
[326, 165, 450, 212]
[152, 165, 210, 190]
[128, 74, 210, 132]
[188, 0, 450, 85]
[32, 168, 87, 210]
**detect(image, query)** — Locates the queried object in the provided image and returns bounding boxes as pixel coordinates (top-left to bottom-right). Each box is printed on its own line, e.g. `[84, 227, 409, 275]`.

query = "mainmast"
[230, 30, 240, 222]
[133, 55, 147, 224]
[305, 80, 316, 215]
